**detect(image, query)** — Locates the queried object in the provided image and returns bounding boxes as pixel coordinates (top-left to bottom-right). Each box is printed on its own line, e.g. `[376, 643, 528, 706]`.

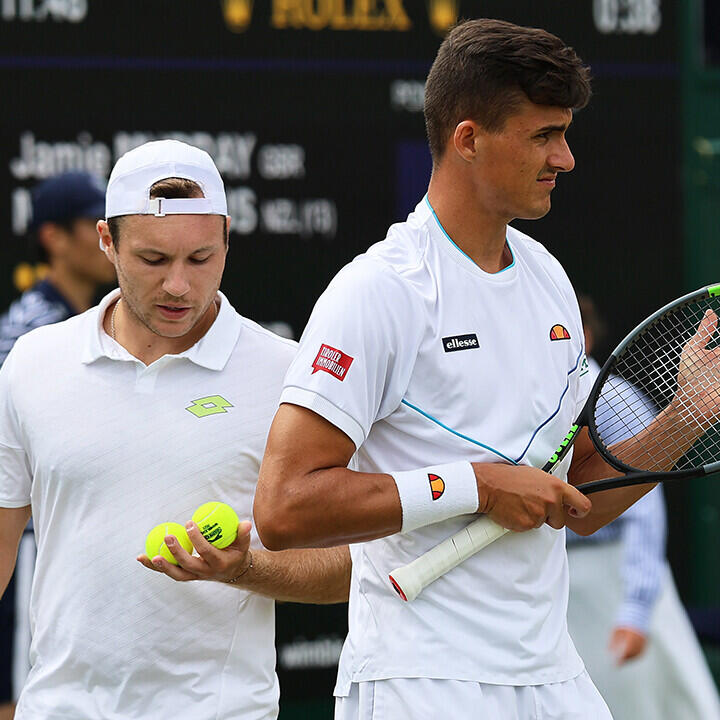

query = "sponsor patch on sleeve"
[311, 344, 354, 381]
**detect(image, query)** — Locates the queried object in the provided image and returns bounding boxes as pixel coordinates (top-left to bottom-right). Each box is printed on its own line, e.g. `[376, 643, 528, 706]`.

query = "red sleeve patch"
[312, 344, 354, 381]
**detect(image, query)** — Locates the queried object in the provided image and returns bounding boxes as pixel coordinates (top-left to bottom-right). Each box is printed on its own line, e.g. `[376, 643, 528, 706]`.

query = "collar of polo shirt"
[81, 289, 241, 371]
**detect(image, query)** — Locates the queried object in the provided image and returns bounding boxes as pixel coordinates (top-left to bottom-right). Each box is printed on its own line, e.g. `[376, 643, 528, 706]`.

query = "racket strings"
[595, 382, 679, 471]
[593, 296, 720, 472]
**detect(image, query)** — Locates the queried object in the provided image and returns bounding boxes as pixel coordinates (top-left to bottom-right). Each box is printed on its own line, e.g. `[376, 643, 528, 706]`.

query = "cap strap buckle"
[146, 197, 215, 217]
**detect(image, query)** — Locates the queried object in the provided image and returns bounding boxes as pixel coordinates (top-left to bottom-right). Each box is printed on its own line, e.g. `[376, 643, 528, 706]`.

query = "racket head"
[585, 283, 720, 478]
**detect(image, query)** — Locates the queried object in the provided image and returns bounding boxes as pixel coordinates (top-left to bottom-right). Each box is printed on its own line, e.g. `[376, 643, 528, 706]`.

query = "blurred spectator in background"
[566, 294, 720, 720]
[0, 171, 115, 366]
[0, 171, 115, 719]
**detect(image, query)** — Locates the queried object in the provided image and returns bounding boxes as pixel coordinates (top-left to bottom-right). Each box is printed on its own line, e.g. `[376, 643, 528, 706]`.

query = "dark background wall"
[2, 2, 705, 717]
[682, 0, 720, 661]
[0, 1, 682, 346]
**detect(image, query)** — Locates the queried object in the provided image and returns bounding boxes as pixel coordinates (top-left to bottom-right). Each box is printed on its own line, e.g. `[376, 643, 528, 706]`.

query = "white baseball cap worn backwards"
[105, 139, 227, 219]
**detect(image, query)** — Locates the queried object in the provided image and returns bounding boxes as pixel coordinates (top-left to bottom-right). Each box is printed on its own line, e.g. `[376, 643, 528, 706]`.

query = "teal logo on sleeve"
[579, 356, 589, 377]
[186, 395, 233, 418]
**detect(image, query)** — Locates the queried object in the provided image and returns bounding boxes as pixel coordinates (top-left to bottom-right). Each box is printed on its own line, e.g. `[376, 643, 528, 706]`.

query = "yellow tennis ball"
[192, 502, 240, 549]
[145, 522, 193, 565]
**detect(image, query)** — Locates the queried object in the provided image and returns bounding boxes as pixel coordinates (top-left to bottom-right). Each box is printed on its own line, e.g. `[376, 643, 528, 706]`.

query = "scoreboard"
[1, 1, 680, 350]
[0, 2, 681, 716]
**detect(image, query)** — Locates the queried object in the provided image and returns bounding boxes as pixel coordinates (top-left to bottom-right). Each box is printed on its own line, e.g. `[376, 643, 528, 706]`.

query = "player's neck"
[427, 175, 511, 274]
[105, 297, 218, 366]
[44, 266, 95, 313]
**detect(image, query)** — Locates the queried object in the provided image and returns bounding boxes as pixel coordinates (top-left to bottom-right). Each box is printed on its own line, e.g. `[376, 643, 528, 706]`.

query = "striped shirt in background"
[566, 357, 667, 634]
[0, 279, 77, 701]
[0, 279, 75, 532]
[0, 280, 75, 368]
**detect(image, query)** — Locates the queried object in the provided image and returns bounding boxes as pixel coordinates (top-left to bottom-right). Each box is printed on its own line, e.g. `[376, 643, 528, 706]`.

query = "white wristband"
[391, 461, 479, 533]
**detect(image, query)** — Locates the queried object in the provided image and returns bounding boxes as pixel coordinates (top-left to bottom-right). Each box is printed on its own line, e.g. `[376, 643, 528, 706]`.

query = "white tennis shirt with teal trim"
[0, 290, 296, 720]
[281, 196, 593, 690]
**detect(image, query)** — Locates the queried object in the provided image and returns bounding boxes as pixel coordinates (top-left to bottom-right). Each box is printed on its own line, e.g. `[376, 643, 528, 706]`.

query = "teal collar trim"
[424, 195, 516, 273]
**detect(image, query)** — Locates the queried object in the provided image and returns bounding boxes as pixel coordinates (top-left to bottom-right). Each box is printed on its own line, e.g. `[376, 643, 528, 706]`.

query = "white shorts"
[335, 673, 613, 720]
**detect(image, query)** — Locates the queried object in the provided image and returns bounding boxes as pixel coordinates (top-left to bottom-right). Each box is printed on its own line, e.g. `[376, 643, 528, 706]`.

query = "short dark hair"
[424, 18, 592, 163]
[107, 177, 228, 247]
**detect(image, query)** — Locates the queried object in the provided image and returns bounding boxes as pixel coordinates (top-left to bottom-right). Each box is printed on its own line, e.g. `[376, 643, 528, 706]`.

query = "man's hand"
[674, 309, 720, 430]
[137, 520, 253, 583]
[473, 463, 592, 532]
[609, 626, 647, 665]
[138, 518, 351, 603]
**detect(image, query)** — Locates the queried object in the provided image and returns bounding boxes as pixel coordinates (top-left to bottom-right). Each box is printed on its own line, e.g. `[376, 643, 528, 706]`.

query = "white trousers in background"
[335, 673, 612, 720]
[12, 531, 34, 702]
[567, 541, 720, 720]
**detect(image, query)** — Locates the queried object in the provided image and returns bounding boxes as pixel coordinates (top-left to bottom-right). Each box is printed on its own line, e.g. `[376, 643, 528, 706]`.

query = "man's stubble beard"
[114, 259, 216, 340]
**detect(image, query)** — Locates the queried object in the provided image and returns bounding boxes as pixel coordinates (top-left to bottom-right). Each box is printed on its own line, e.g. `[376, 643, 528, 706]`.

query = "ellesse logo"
[442, 333, 479, 352]
[428, 473, 445, 500]
[549, 324, 571, 341]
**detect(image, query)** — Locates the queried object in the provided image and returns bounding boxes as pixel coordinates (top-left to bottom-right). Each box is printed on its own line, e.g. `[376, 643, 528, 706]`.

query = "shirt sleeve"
[0, 346, 32, 507]
[573, 352, 594, 419]
[561, 285, 593, 420]
[280, 258, 423, 449]
[615, 485, 667, 633]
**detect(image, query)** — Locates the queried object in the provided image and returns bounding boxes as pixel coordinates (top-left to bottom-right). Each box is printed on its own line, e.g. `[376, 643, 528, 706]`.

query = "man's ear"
[452, 120, 484, 163]
[97, 220, 116, 262]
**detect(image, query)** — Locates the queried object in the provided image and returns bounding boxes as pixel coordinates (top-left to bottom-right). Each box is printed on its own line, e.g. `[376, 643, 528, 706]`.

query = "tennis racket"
[390, 283, 720, 602]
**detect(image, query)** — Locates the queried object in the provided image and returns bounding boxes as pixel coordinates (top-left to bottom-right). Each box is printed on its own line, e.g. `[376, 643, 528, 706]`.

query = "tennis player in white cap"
[0, 139, 350, 720]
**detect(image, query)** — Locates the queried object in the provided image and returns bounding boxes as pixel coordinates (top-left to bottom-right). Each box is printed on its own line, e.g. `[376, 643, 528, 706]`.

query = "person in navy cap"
[0, 171, 115, 719]
[0, 171, 116, 367]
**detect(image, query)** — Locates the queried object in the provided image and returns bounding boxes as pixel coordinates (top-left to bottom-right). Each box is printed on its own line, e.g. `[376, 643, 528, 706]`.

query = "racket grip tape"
[388, 516, 509, 602]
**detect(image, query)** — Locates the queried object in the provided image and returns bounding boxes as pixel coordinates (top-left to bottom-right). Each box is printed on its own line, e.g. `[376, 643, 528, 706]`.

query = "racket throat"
[543, 423, 580, 472]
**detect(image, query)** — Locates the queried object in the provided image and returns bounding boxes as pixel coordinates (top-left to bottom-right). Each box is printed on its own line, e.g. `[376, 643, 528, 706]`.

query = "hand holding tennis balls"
[138, 502, 251, 584]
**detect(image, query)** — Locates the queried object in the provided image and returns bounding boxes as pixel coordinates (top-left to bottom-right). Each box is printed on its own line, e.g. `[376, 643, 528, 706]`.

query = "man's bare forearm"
[138, 520, 351, 601]
[256, 464, 404, 549]
[565, 431, 655, 535]
[254, 405, 403, 549]
[232, 546, 351, 603]
[256, 405, 595, 548]
[566, 395, 712, 535]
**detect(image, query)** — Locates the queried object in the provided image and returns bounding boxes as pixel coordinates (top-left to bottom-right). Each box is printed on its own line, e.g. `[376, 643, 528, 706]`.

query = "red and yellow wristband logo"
[428, 473, 445, 500]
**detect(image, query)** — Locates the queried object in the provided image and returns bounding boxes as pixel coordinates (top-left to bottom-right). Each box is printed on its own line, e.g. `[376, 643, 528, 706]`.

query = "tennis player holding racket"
[255, 20, 718, 720]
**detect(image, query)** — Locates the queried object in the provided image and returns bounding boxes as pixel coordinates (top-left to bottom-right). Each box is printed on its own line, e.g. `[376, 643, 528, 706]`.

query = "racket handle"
[388, 516, 509, 602]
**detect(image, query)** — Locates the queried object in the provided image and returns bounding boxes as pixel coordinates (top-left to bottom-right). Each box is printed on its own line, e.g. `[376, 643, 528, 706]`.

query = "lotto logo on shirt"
[312, 344, 354, 381]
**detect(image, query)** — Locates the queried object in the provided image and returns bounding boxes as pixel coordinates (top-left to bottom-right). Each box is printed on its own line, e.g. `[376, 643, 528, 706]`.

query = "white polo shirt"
[281, 197, 593, 691]
[0, 290, 296, 720]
